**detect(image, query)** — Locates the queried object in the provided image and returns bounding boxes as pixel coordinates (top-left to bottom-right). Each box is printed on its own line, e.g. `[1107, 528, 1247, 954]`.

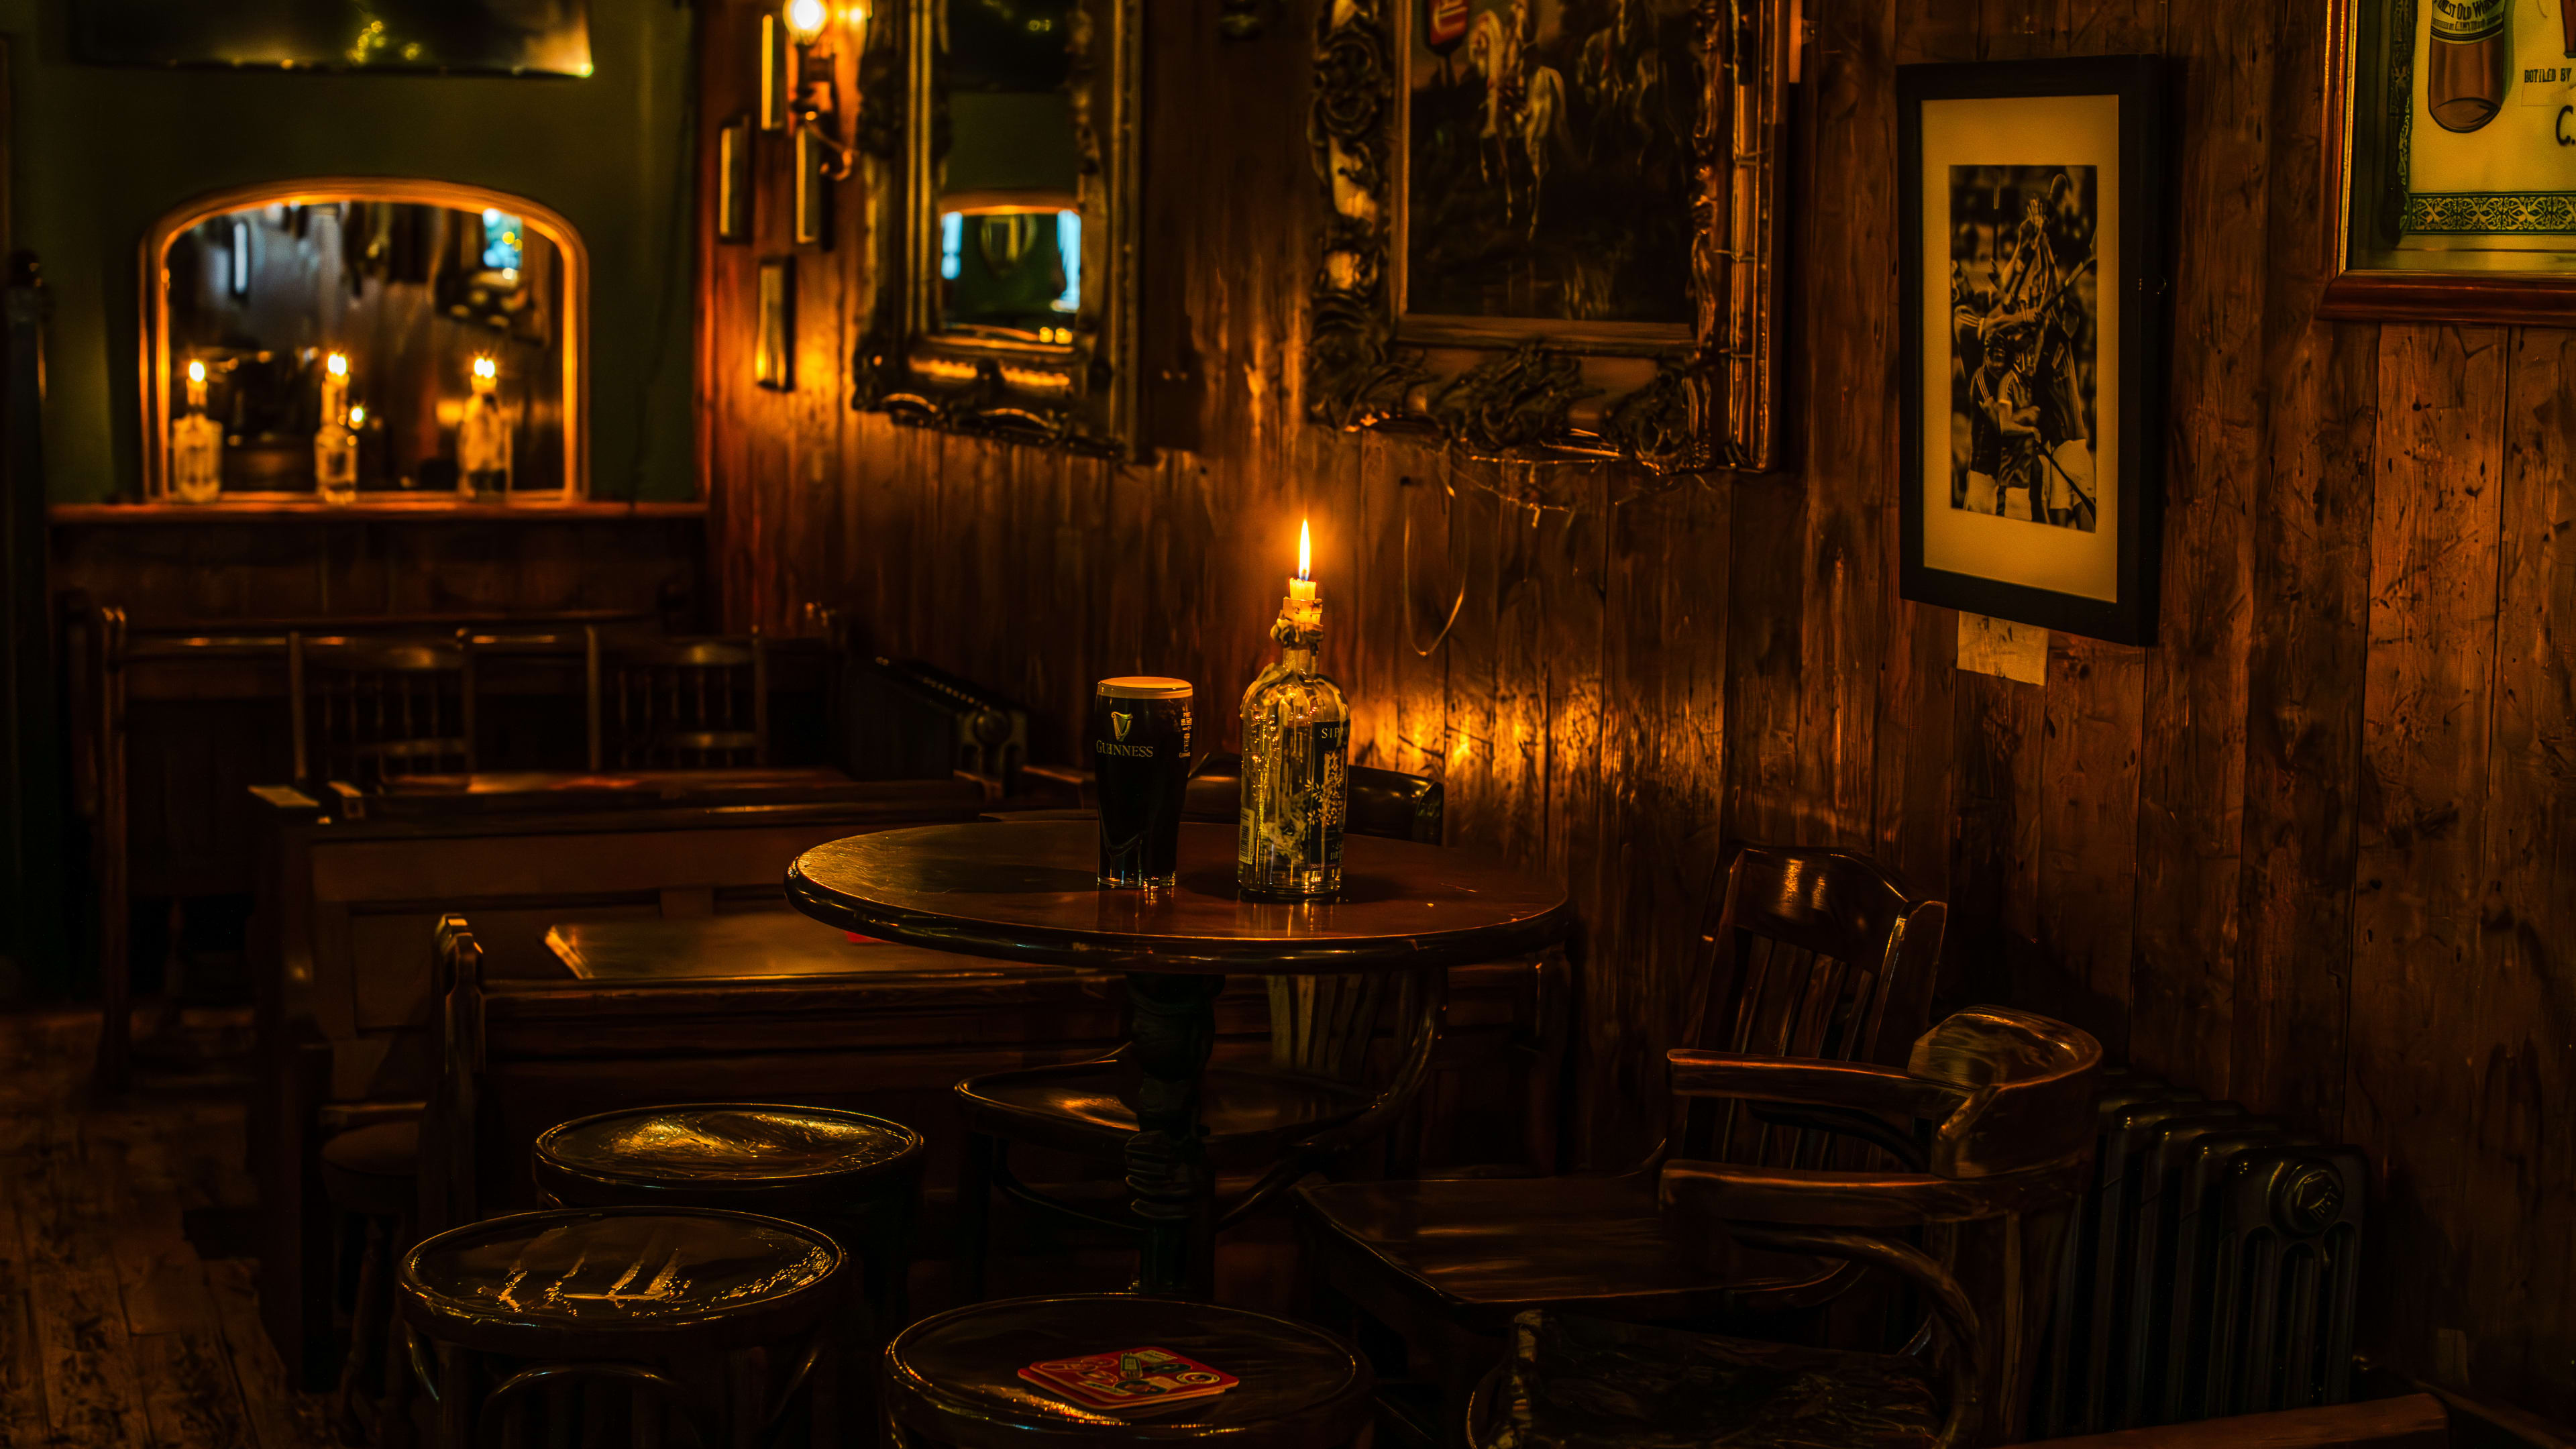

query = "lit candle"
[321, 352, 349, 425]
[185, 359, 208, 412]
[1290, 519, 1318, 602]
[470, 355, 498, 394]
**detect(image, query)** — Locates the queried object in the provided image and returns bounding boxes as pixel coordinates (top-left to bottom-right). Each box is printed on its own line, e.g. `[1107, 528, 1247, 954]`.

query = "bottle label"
[1307, 722, 1348, 868]
[2431, 0, 2506, 44]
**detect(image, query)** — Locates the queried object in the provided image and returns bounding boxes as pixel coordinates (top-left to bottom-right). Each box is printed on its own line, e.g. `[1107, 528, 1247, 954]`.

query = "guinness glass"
[1093, 677, 1192, 888]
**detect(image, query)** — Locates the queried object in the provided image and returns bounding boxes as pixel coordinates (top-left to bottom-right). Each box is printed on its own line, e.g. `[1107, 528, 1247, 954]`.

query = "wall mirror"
[853, 0, 1141, 456]
[144, 179, 585, 504]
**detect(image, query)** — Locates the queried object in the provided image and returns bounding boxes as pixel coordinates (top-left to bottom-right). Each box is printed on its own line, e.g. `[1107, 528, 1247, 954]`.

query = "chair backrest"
[290, 631, 475, 787]
[1675, 845, 1946, 1168]
[1907, 1006, 2102, 1181]
[1184, 751, 1444, 845]
[588, 631, 768, 771]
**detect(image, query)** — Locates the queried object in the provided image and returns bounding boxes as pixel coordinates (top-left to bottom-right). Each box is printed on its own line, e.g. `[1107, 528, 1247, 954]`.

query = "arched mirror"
[850, 0, 1140, 457]
[144, 179, 586, 504]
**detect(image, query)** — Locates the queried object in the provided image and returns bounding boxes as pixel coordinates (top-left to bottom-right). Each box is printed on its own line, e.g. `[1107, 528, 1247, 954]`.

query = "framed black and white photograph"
[1307, 0, 1791, 474]
[1898, 56, 2167, 645]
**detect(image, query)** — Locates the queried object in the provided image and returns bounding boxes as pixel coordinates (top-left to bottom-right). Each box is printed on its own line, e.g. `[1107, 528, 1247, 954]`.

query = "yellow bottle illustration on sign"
[2428, 0, 2508, 133]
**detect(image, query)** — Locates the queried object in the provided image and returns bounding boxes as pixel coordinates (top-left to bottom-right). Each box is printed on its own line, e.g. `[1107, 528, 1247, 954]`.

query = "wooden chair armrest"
[1664, 1049, 1969, 1120]
[1659, 1157, 2081, 1228]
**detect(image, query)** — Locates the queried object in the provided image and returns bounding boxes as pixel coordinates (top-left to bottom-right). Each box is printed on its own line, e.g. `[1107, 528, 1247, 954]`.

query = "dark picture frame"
[755, 258, 794, 391]
[2319, 0, 2576, 325]
[1307, 0, 1791, 474]
[718, 117, 753, 245]
[1898, 56, 2167, 646]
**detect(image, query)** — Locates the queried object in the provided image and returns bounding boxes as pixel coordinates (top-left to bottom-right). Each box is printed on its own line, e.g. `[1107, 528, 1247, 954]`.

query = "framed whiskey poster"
[2326, 0, 2576, 321]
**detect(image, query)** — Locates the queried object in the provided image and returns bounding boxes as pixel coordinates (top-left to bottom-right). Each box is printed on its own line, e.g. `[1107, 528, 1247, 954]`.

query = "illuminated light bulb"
[349, 405, 366, 425]
[786, 0, 828, 44]
[187, 360, 207, 385]
[472, 356, 498, 382]
[325, 352, 347, 378]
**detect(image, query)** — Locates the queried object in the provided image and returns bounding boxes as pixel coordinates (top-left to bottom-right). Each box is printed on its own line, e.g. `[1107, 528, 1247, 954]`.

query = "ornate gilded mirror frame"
[1308, 0, 1789, 474]
[851, 0, 1144, 458]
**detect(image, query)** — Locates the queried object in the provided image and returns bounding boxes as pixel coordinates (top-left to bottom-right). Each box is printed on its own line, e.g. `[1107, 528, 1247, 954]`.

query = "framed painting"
[2324, 0, 2576, 321]
[1898, 57, 2168, 647]
[1307, 0, 1790, 474]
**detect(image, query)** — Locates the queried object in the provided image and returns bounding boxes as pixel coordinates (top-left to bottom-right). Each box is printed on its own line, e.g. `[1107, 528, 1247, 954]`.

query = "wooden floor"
[0, 1008, 334, 1448]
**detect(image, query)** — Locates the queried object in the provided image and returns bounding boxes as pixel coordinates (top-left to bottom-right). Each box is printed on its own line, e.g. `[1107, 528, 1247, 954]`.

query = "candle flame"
[349, 405, 366, 425]
[325, 352, 347, 378]
[472, 356, 497, 381]
[186, 360, 206, 384]
[1297, 519, 1311, 581]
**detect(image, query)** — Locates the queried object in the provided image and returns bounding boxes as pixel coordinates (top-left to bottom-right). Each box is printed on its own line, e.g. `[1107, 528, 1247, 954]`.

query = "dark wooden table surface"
[785, 820, 1571, 1296]
[542, 911, 1069, 981]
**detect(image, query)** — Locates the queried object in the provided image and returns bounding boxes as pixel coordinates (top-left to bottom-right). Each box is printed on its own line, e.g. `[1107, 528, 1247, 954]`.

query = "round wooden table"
[786, 820, 1571, 1297]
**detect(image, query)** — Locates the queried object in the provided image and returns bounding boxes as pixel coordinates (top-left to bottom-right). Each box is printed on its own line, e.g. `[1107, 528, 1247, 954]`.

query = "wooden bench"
[250, 779, 985, 1384]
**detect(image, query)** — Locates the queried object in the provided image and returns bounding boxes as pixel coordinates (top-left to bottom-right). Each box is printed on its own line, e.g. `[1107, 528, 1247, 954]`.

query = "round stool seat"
[535, 1103, 924, 1208]
[319, 1119, 419, 1219]
[398, 1206, 844, 1356]
[883, 1295, 1373, 1449]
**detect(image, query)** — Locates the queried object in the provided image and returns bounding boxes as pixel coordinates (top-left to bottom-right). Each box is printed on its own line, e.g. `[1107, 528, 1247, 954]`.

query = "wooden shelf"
[48, 498, 706, 524]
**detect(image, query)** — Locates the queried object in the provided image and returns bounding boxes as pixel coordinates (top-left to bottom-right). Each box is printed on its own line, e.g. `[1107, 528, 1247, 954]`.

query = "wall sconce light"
[762, 0, 863, 246]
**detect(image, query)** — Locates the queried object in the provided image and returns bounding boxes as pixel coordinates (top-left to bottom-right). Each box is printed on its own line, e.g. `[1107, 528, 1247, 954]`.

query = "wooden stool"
[531, 1104, 926, 1342]
[319, 1118, 421, 1447]
[398, 1206, 848, 1447]
[883, 1295, 1373, 1449]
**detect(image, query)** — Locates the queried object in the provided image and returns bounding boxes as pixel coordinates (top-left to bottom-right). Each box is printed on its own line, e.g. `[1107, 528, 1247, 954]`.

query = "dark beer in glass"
[1093, 677, 1192, 888]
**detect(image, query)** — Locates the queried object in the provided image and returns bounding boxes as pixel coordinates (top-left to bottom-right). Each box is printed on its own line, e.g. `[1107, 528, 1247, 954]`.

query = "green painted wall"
[4, 2, 697, 502]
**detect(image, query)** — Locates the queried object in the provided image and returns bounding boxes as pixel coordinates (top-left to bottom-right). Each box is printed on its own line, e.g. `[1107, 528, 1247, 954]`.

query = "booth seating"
[883, 1295, 1375, 1449]
[254, 781, 983, 1386]
[398, 1207, 849, 1448]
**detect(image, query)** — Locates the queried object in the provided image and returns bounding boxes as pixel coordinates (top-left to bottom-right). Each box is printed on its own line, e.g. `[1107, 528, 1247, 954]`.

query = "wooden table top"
[345, 768, 943, 819]
[786, 820, 1571, 975]
[542, 912, 1068, 981]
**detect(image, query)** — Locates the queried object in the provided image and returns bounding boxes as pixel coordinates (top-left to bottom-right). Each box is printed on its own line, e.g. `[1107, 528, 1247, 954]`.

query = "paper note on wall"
[1957, 612, 2048, 686]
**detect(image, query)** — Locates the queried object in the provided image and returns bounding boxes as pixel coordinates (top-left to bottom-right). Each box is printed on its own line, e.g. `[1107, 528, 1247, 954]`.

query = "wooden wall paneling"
[1589, 478, 1729, 1165]
[1487, 476, 1550, 868]
[2345, 321, 2508, 1395]
[1538, 476, 1607, 1142]
[1441, 468, 1506, 846]
[2032, 636, 2143, 1051]
[2231, 0, 2374, 1140]
[1790, 0, 1896, 852]
[2125, 0, 2272, 1094]
[1871, 0, 1978, 910]
[1721, 472, 1803, 849]
[2465, 328, 2576, 1413]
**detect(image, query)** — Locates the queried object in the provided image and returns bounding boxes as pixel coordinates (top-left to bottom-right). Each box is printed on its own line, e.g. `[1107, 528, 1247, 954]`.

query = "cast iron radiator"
[2024, 1067, 2367, 1438]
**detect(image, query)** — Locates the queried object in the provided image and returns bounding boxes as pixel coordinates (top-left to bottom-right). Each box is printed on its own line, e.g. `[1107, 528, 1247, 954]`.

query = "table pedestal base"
[1122, 971, 1224, 1297]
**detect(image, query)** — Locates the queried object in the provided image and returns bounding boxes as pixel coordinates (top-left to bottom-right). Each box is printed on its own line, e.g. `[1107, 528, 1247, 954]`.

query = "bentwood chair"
[951, 760, 1462, 1299]
[290, 631, 476, 788]
[586, 630, 769, 771]
[1464, 1007, 2104, 1449]
[1294, 845, 1945, 1444]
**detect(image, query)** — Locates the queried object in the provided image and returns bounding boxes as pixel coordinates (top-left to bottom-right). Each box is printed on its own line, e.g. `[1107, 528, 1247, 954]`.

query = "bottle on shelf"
[314, 352, 358, 504]
[171, 359, 223, 504]
[459, 354, 513, 498]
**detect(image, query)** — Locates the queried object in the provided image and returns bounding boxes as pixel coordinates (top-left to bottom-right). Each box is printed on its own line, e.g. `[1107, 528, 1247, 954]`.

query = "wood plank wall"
[698, 0, 2576, 1418]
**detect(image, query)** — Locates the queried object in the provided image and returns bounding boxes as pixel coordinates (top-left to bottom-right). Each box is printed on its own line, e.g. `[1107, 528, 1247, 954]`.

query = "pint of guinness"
[1093, 677, 1193, 888]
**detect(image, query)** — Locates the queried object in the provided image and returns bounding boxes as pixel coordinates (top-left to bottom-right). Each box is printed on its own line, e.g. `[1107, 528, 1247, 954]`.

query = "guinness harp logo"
[1112, 710, 1134, 742]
